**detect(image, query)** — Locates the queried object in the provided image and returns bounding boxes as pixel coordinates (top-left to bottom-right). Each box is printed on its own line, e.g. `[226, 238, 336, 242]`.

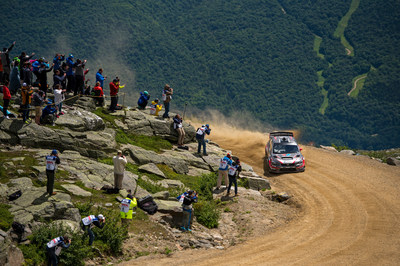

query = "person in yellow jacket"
[149, 98, 163, 116]
[120, 193, 137, 226]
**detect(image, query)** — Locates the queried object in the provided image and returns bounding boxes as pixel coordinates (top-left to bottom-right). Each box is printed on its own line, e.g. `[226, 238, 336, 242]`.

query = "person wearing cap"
[113, 150, 127, 191]
[227, 159, 242, 197]
[81, 214, 106, 246]
[41, 99, 57, 125]
[217, 153, 233, 190]
[21, 83, 33, 123]
[46, 235, 71, 266]
[120, 193, 137, 226]
[137, 90, 150, 110]
[196, 124, 211, 156]
[149, 98, 162, 116]
[45, 149, 61, 196]
[177, 190, 198, 231]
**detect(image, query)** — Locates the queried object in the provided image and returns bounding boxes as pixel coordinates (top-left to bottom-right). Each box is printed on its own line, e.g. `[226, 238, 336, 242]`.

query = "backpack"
[9, 190, 22, 201]
[12, 221, 25, 234]
[138, 195, 158, 215]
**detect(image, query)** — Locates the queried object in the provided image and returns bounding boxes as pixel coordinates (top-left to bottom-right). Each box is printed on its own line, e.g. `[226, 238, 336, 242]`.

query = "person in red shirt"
[2, 80, 11, 119]
[109, 78, 119, 112]
[93, 81, 104, 106]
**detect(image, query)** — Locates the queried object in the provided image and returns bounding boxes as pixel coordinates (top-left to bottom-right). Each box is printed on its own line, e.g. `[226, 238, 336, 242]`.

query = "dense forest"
[1, 0, 399, 149]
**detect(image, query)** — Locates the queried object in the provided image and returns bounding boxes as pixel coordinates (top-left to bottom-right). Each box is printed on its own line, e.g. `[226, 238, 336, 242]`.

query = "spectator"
[46, 235, 71, 266]
[177, 190, 198, 231]
[113, 150, 127, 190]
[0, 41, 16, 84]
[53, 84, 66, 116]
[173, 114, 186, 148]
[96, 68, 106, 88]
[226, 159, 242, 197]
[32, 89, 45, 125]
[41, 100, 57, 125]
[196, 124, 211, 156]
[217, 153, 233, 190]
[52, 53, 65, 72]
[149, 98, 162, 116]
[83, 68, 90, 95]
[18, 51, 35, 72]
[74, 59, 87, 95]
[162, 84, 173, 118]
[66, 54, 75, 93]
[22, 61, 33, 85]
[21, 83, 33, 123]
[37, 62, 54, 94]
[53, 69, 66, 89]
[9, 58, 21, 95]
[2, 80, 11, 119]
[60, 63, 68, 91]
[32, 57, 49, 82]
[120, 193, 137, 226]
[93, 81, 104, 106]
[109, 78, 124, 112]
[137, 91, 150, 110]
[81, 214, 105, 246]
[45, 149, 60, 196]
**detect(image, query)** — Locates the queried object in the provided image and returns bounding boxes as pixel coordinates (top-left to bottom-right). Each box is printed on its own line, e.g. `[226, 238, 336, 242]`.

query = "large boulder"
[55, 108, 105, 132]
[61, 184, 92, 197]
[340, 149, 355, 155]
[139, 163, 166, 178]
[244, 176, 271, 191]
[387, 157, 400, 166]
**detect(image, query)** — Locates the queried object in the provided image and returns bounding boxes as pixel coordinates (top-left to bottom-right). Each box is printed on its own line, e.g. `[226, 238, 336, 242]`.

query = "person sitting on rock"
[120, 193, 137, 226]
[226, 159, 242, 197]
[149, 98, 163, 116]
[173, 114, 186, 148]
[46, 235, 71, 266]
[196, 124, 211, 156]
[217, 153, 233, 190]
[137, 91, 150, 110]
[41, 100, 57, 125]
[81, 214, 105, 246]
[177, 190, 198, 232]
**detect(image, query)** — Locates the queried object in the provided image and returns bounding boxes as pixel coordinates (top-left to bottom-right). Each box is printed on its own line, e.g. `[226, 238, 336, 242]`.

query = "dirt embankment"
[123, 124, 400, 265]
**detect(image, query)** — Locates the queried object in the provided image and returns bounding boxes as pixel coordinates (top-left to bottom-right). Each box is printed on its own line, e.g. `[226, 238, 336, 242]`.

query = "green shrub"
[238, 177, 249, 189]
[194, 200, 220, 229]
[193, 173, 217, 201]
[0, 203, 13, 231]
[75, 201, 92, 216]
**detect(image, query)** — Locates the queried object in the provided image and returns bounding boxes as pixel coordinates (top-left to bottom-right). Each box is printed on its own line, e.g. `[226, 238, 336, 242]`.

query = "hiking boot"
[50, 192, 57, 196]
[226, 192, 230, 196]
[203, 153, 208, 156]
[186, 228, 192, 232]
[24, 120, 30, 124]
[234, 194, 239, 197]
[180, 226, 187, 231]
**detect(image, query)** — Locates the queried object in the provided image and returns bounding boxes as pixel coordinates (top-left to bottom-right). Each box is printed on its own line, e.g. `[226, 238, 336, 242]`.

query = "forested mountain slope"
[1, 0, 399, 149]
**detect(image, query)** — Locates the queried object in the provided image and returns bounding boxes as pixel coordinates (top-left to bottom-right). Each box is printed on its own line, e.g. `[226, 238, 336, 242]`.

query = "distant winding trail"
[348, 75, 367, 96]
[123, 126, 400, 265]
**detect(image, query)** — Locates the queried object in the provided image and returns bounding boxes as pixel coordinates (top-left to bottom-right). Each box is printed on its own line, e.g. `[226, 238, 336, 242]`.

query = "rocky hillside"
[0, 96, 294, 265]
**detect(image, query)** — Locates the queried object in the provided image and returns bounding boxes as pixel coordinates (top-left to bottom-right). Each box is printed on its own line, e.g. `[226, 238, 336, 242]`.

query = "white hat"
[98, 214, 104, 220]
[22, 83, 27, 86]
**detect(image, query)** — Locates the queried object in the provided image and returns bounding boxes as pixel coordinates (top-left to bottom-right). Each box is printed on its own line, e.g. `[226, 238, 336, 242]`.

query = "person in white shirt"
[112, 150, 127, 190]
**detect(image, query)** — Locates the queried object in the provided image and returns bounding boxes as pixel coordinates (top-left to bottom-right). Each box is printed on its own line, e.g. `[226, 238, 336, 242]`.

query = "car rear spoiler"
[269, 131, 294, 137]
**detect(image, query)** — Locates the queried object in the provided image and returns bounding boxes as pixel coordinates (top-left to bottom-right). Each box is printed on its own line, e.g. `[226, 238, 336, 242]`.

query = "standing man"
[217, 153, 233, 190]
[21, 83, 33, 123]
[226, 159, 242, 197]
[113, 150, 127, 191]
[96, 68, 106, 88]
[46, 149, 60, 196]
[81, 214, 105, 246]
[109, 78, 121, 112]
[162, 84, 173, 118]
[66, 54, 75, 93]
[177, 190, 198, 232]
[2, 80, 11, 119]
[120, 193, 137, 226]
[46, 235, 71, 266]
[0, 41, 16, 84]
[196, 124, 211, 156]
[173, 114, 186, 148]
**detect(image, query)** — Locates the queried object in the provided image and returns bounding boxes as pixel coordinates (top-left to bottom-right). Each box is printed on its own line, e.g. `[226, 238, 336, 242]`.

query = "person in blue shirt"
[66, 54, 75, 93]
[53, 54, 65, 72]
[41, 100, 57, 125]
[137, 91, 150, 110]
[196, 124, 211, 156]
[217, 153, 233, 190]
[46, 235, 71, 266]
[96, 68, 106, 88]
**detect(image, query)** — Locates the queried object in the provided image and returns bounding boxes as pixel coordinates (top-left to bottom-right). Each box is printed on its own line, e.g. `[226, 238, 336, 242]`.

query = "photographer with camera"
[46, 235, 71, 265]
[112, 150, 127, 191]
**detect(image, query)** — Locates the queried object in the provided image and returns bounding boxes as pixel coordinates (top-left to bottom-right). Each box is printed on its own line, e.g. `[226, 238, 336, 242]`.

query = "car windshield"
[273, 144, 299, 154]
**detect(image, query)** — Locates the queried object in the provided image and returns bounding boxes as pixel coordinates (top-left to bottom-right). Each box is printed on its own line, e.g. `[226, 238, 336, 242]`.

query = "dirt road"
[124, 125, 400, 265]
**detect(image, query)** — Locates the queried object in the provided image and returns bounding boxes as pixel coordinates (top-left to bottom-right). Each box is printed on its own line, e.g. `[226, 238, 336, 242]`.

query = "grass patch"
[319, 88, 329, 115]
[0, 203, 14, 231]
[313, 36, 324, 60]
[92, 107, 122, 127]
[358, 149, 400, 163]
[0, 150, 39, 184]
[116, 130, 172, 153]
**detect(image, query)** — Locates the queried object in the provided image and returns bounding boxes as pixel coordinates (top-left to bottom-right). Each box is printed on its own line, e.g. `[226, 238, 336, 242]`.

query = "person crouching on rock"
[81, 214, 105, 246]
[178, 190, 198, 232]
[137, 90, 150, 110]
[46, 235, 71, 266]
[113, 150, 127, 191]
[120, 193, 137, 226]
[226, 159, 242, 197]
[149, 98, 162, 116]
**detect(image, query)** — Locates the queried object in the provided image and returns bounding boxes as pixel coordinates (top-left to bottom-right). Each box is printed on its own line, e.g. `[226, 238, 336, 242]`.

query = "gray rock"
[3, 244, 24, 266]
[12, 210, 34, 224]
[63, 208, 81, 223]
[8, 177, 33, 192]
[340, 149, 356, 155]
[104, 203, 113, 207]
[387, 157, 400, 166]
[55, 108, 105, 132]
[75, 96, 97, 111]
[152, 191, 170, 200]
[61, 184, 92, 197]
[187, 166, 212, 177]
[320, 145, 338, 152]
[157, 179, 184, 189]
[139, 163, 166, 178]
[51, 219, 81, 233]
[272, 192, 291, 202]
[245, 176, 271, 191]
[154, 199, 182, 213]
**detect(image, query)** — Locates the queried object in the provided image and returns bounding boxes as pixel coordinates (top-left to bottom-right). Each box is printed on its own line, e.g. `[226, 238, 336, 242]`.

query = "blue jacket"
[42, 105, 57, 117]
[219, 156, 232, 170]
[96, 72, 106, 88]
[66, 56, 74, 76]
[53, 55, 65, 71]
[32, 60, 49, 72]
[137, 92, 150, 106]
